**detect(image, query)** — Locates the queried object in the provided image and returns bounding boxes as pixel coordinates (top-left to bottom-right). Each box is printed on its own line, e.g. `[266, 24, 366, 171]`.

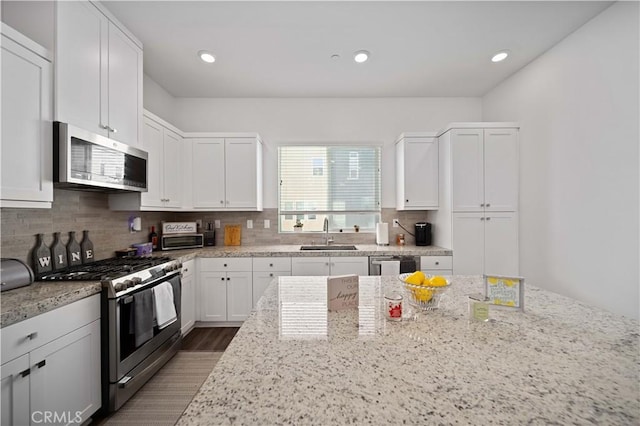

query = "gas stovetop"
[39, 256, 182, 298]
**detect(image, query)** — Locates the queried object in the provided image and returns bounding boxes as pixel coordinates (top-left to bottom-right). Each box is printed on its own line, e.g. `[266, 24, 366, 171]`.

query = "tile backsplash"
[1, 189, 434, 267]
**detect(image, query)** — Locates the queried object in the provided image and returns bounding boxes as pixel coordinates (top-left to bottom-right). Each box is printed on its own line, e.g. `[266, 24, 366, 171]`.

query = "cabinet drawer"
[1, 294, 100, 363]
[252, 257, 291, 272]
[420, 256, 452, 270]
[199, 257, 252, 272]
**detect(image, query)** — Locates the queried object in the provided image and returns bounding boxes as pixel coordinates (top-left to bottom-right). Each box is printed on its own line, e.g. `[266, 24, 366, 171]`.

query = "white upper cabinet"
[107, 20, 143, 147]
[189, 136, 263, 211]
[483, 129, 519, 212]
[0, 24, 53, 209]
[451, 128, 518, 212]
[396, 133, 439, 210]
[139, 116, 183, 209]
[191, 138, 226, 208]
[225, 139, 263, 210]
[109, 113, 183, 211]
[55, 0, 142, 147]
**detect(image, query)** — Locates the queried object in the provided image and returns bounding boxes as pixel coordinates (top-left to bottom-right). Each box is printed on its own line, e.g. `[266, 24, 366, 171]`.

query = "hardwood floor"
[181, 327, 239, 351]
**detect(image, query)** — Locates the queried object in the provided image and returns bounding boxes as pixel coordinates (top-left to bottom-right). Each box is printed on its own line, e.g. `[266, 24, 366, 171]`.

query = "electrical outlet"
[247, 220, 253, 229]
[264, 219, 270, 229]
[215, 220, 221, 229]
[393, 219, 399, 228]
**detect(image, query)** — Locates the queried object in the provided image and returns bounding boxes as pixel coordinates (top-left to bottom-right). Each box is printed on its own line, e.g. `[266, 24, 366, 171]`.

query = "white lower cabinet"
[291, 257, 369, 276]
[0, 295, 101, 426]
[452, 212, 518, 276]
[1, 355, 29, 426]
[29, 320, 101, 424]
[180, 260, 196, 335]
[199, 258, 253, 323]
[252, 257, 291, 307]
[420, 255, 453, 276]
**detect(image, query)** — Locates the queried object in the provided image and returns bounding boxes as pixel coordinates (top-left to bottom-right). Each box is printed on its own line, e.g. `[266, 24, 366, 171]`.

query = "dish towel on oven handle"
[131, 288, 154, 347]
[153, 281, 177, 329]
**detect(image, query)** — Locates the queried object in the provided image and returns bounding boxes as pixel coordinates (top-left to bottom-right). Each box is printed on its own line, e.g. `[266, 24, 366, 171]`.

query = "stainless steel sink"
[300, 245, 358, 251]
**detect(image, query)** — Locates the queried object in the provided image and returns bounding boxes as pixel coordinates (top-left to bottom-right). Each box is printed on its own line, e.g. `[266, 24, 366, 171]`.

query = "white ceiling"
[103, 1, 612, 98]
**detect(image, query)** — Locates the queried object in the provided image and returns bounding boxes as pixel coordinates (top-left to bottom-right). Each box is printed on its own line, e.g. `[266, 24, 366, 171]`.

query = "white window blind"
[278, 145, 381, 232]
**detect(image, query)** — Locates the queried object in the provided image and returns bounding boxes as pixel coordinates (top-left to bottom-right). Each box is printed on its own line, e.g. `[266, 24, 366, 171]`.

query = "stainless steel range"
[39, 256, 183, 412]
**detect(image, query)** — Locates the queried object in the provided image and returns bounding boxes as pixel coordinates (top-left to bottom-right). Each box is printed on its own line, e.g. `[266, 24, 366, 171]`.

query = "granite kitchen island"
[178, 276, 639, 425]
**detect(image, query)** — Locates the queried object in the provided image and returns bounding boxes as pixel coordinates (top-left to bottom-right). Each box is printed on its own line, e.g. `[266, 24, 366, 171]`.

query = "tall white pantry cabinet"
[433, 124, 520, 276]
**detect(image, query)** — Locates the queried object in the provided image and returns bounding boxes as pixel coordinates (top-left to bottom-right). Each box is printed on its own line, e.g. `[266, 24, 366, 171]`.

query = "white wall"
[169, 97, 482, 208]
[482, 2, 639, 319]
[143, 74, 176, 124]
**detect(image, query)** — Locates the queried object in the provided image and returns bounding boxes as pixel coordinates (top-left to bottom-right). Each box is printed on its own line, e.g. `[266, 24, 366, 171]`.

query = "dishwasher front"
[369, 255, 420, 276]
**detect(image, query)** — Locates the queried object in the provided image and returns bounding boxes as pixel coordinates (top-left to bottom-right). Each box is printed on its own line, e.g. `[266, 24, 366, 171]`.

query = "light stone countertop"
[160, 244, 452, 259]
[178, 275, 639, 425]
[0, 245, 450, 328]
[0, 280, 102, 328]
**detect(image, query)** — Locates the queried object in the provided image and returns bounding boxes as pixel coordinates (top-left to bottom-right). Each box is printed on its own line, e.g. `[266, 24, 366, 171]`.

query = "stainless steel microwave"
[54, 122, 148, 192]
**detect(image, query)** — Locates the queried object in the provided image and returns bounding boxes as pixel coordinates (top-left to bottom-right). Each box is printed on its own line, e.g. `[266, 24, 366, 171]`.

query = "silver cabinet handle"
[26, 332, 38, 340]
[269, 273, 273, 277]
[486, 217, 491, 221]
[435, 261, 439, 265]
[100, 124, 117, 133]
[480, 217, 485, 221]
[220, 200, 224, 204]
[486, 203, 491, 207]
[269, 263, 273, 267]
[480, 203, 485, 207]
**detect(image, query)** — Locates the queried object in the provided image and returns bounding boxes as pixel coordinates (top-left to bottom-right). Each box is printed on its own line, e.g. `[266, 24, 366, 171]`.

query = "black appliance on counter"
[39, 256, 183, 413]
[415, 222, 432, 246]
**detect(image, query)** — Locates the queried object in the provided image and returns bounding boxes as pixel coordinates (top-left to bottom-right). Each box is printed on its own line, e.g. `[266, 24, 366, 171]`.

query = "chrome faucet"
[323, 217, 333, 245]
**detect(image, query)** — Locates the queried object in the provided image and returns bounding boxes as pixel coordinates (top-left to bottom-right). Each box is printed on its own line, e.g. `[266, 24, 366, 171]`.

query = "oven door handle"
[113, 270, 181, 299]
[118, 375, 133, 388]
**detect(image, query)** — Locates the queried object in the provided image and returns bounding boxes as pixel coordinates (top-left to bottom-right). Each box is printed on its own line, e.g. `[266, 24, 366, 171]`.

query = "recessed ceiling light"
[198, 50, 216, 63]
[354, 50, 370, 63]
[491, 50, 509, 63]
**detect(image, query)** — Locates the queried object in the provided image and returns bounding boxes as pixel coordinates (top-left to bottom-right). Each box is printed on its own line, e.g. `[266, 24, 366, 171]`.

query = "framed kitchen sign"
[484, 275, 525, 312]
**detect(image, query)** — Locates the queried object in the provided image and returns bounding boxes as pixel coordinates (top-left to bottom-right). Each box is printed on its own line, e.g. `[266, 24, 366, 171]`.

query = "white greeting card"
[327, 275, 359, 311]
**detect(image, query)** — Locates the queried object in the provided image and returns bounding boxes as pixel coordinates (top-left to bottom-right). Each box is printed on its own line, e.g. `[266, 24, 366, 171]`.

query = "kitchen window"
[278, 145, 381, 232]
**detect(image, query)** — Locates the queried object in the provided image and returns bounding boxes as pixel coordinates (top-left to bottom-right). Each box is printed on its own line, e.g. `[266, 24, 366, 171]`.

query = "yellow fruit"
[405, 271, 425, 285]
[428, 276, 448, 287]
[413, 288, 433, 302]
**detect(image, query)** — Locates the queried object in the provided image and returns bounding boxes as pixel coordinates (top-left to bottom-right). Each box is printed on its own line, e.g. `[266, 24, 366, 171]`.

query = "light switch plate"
[215, 220, 221, 229]
[247, 220, 253, 229]
[264, 219, 270, 229]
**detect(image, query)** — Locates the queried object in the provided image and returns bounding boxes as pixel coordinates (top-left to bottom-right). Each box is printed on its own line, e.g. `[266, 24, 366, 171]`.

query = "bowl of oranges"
[399, 271, 450, 311]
